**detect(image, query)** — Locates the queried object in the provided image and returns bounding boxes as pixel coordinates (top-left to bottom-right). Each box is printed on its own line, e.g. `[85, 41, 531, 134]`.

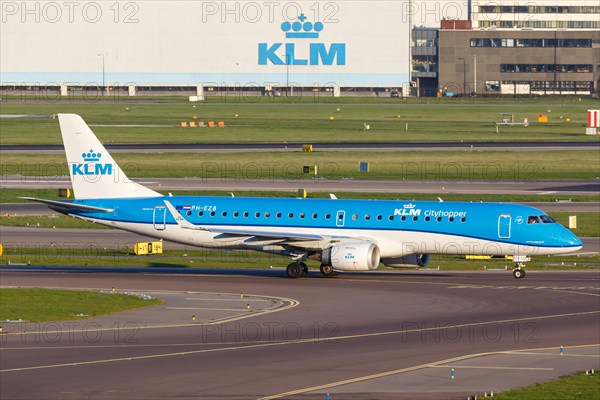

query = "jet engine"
[382, 254, 430, 268]
[321, 242, 381, 271]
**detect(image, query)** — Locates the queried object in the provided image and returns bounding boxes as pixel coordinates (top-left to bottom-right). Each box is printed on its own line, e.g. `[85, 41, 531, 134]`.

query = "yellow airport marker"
[560, 346, 564, 355]
[451, 368, 455, 380]
[240, 293, 244, 299]
[111, 287, 116, 293]
[192, 315, 196, 321]
[246, 304, 251, 310]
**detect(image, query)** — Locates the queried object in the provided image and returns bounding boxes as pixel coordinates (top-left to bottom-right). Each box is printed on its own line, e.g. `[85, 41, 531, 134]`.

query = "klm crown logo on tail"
[72, 149, 113, 176]
[258, 13, 346, 66]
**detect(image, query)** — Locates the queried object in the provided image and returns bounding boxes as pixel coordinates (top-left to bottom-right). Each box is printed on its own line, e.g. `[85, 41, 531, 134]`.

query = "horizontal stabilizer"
[20, 197, 114, 213]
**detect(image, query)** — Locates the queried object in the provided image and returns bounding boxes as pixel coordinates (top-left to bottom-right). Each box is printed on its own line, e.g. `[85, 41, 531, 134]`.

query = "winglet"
[163, 200, 206, 230]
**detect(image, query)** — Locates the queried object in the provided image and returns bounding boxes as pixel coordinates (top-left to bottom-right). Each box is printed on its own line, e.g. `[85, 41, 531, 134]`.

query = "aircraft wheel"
[320, 264, 339, 277]
[513, 268, 526, 279]
[300, 262, 309, 276]
[287, 262, 303, 279]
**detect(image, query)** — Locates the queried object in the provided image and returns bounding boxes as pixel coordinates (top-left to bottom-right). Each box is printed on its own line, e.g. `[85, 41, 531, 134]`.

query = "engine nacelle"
[322, 242, 381, 271]
[382, 254, 430, 268]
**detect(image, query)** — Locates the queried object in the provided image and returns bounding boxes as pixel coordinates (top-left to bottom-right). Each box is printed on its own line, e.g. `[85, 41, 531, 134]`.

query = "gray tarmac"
[0, 268, 599, 400]
[2, 176, 600, 195]
[2, 141, 598, 154]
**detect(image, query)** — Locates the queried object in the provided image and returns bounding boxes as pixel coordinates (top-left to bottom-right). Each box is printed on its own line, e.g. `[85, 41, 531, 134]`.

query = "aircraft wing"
[164, 200, 334, 244]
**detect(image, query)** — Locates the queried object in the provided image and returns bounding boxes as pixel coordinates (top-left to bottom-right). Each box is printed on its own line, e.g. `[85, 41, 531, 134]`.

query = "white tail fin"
[58, 114, 161, 199]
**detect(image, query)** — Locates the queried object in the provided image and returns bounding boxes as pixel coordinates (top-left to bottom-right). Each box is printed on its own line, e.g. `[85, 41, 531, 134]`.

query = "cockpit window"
[527, 216, 540, 224]
[539, 215, 557, 224]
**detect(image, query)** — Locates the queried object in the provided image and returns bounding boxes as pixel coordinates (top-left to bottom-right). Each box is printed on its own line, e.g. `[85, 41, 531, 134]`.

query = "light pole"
[283, 52, 293, 96]
[97, 53, 105, 95]
[458, 57, 466, 94]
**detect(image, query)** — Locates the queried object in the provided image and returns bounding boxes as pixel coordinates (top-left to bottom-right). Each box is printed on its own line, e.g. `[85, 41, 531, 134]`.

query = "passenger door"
[153, 206, 167, 231]
[498, 214, 511, 239]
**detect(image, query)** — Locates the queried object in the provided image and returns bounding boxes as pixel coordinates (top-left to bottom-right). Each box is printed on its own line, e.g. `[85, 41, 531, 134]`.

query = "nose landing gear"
[513, 266, 526, 279]
[511, 256, 530, 279]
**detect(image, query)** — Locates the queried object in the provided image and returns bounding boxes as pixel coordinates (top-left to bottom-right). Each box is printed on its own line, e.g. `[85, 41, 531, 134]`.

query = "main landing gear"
[286, 261, 308, 279]
[286, 262, 340, 278]
[320, 264, 339, 278]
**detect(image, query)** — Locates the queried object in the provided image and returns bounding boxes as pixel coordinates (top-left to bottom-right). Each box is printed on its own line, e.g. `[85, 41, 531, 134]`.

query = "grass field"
[491, 371, 600, 400]
[2, 150, 599, 180]
[0, 288, 162, 322]
[1, 100, 599, 145]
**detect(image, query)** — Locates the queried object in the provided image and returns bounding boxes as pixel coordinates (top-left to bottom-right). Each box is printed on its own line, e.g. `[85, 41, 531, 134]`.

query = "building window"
[471, 38, 592, 48]
[501, 64, 592, 73]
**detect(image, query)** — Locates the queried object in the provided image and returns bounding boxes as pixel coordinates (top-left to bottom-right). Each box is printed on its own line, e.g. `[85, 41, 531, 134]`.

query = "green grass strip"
[2, 150, 599, 180]
[0, 288, 162, 322]
[492, 371, 600, 400]
[2, 100, 600, 144]
[2, 189, 599, 203]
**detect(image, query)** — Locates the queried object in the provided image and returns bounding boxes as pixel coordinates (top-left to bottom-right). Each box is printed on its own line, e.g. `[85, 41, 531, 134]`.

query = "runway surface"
[2, 141, 599, 154]
[3, 177, 600, 195]
[1, 268, 599, 399]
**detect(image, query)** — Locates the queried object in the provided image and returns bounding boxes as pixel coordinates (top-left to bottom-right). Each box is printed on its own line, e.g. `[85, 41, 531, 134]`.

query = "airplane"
[23, 114, 582, 279]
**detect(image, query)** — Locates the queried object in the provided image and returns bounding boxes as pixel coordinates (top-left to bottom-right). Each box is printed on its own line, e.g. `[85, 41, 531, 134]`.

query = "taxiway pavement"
[2, 177, 600, 195]
[1, 269, 599, 399]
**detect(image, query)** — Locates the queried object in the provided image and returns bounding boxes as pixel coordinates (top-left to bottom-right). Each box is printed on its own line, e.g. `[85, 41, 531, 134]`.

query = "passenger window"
[210, 211, 215, 217]
[352, 214, 358, 220]
[461, 217, 467, 222]
[527, 216, 541, 224]
[326, 214, 331, 219]
[425, 216, 430, 222]
[255, 212, 260, 218]
[222, 211, 227, 217]
[312, 213, 318, 219]
[243, 212, 249, 218]
[233, 211, 239, 217]
[436, 217, 442, 222]
[288, 213, 294, 218]
[413, 216, 418, 221]
[186, 211, 192, 216]
[365, 214, 370, 220]
[449, 216, 454, 222]
[401, 216, 406, 221]
[198, 211, 204, 217]
[276, 212, 282, 218]
[376, 215, 382, 220]
[299, 213, 305, 219]
[265, 212, 270, 218]
[389, 215, 394, 221]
